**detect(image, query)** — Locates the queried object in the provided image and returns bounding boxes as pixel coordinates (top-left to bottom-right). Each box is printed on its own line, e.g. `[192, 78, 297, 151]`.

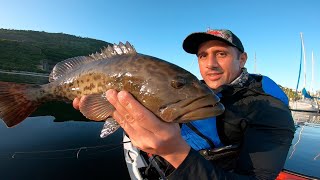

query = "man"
[74, 29, 295, 179]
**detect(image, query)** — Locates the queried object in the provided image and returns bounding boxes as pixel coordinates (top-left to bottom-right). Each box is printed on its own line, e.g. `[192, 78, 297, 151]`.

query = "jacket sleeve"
[167, 148, 255, 179]
[168, 131, 293, 180]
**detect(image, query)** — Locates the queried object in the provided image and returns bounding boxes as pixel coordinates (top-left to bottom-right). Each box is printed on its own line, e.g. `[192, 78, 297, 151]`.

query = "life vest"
[181, 75, 289, 151]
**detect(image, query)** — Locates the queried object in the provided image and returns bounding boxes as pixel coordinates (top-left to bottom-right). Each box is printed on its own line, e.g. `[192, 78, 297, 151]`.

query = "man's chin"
[204, 80, 222, 89]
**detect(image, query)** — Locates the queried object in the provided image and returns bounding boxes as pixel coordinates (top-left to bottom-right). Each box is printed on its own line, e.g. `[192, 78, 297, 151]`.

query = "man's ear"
[239, 52, 247, 68]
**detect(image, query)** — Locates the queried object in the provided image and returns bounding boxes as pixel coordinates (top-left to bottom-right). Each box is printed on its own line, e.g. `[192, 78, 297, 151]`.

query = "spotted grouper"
[0, 42, 224, 137]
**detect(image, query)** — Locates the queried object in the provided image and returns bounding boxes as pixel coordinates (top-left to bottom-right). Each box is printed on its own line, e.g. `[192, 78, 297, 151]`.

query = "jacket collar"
[229, 68, 249, 88]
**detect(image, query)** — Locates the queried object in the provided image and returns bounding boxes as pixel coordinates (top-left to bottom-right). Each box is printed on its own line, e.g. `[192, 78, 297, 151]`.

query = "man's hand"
[73, 90, 190, 168]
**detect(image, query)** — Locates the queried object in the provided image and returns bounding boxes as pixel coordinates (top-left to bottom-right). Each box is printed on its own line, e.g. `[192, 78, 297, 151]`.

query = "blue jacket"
[181, 75, 289, 151]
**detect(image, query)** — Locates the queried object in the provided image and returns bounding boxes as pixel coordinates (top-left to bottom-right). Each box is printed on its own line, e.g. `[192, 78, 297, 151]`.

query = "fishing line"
[189, 58, 196, 69]
[289, 124, 304, 159]
[1, 141, 133, 160]
[314, 153, 320, 160]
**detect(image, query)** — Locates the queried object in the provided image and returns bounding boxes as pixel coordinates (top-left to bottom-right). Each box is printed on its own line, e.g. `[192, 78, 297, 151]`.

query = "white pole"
[300, 32, 307, 89]
[311, 50, 314, 95]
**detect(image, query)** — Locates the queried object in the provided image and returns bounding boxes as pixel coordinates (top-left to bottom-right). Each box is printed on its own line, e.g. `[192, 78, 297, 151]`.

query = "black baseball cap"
[183, 29, 244, 54]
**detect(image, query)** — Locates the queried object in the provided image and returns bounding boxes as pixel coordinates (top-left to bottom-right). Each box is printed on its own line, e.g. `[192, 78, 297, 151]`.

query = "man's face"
[197, 40, 247, 89]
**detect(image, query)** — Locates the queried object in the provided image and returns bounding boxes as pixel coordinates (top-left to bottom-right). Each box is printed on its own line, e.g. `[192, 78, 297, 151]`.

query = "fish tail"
[0, 81, 42, 127]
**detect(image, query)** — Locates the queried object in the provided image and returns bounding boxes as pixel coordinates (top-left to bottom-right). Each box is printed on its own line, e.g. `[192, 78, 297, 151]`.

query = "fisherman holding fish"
[75, 29, 295, 179]
[0, 29, 295, 179]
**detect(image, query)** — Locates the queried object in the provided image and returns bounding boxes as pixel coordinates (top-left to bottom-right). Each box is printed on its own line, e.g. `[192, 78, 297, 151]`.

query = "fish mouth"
[159, 94, 225, 123]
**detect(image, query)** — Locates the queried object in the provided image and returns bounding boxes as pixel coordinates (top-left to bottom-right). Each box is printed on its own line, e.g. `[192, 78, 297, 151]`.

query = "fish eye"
[171, 77, 186, 89]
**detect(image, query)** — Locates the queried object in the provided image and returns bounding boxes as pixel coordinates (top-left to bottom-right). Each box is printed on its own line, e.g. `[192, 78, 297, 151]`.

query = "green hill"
[0, 29, 112, 72]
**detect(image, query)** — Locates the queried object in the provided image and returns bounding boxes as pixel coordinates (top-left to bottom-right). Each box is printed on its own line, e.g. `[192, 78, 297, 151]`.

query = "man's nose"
[206, 55, 218, 68]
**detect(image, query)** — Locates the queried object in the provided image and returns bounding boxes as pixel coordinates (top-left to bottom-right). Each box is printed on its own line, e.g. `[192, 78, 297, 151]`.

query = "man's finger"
[73, 97, 80, 110]
[106, 89, 131, 119]
[117, 91, 168, 133]
[113, 111, 138, 139]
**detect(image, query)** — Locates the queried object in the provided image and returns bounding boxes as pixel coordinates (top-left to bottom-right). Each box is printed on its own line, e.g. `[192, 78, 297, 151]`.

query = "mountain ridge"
[0, 28, 112, 72]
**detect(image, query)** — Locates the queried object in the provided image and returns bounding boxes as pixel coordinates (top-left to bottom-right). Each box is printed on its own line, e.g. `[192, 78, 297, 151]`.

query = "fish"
[0, 42, 225, 137]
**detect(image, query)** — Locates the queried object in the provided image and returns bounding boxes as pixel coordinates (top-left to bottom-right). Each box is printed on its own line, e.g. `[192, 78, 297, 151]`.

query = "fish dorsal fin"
[90, 41, 136, 59]
[49, 41, 136, 82]
[49, 56, 94, 82]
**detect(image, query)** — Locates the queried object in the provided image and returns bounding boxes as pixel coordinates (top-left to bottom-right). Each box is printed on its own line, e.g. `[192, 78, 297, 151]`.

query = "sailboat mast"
[300, 32, 307, 88]
[311, 50, 314, 95]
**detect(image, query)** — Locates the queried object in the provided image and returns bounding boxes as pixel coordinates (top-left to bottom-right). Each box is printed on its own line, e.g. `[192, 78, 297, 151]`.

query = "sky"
[0, 0, 319, 91]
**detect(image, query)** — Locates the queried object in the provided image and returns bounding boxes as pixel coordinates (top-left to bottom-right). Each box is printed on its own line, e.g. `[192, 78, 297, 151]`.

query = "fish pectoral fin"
[100, 117, 120, 138]
[79, 94, 115, 121]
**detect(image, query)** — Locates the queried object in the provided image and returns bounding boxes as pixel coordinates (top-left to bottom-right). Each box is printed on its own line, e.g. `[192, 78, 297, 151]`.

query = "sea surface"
[283, 111, 320, 178]
[0, 102, 319, 179]
[0, 102, 131, 180]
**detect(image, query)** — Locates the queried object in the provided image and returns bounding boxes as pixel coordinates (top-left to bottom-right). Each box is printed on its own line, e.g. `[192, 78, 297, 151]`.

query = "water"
[0, 102, 130, 180]
[284, 111, 320, 178]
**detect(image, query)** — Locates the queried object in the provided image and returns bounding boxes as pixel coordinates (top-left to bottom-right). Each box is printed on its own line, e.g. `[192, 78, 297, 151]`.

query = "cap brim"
[183, 32, 237, 54]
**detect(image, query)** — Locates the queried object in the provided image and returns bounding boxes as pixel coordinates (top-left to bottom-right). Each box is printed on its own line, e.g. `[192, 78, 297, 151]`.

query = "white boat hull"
[289, 99, 319, 113]
[123, 133, 148, 180]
